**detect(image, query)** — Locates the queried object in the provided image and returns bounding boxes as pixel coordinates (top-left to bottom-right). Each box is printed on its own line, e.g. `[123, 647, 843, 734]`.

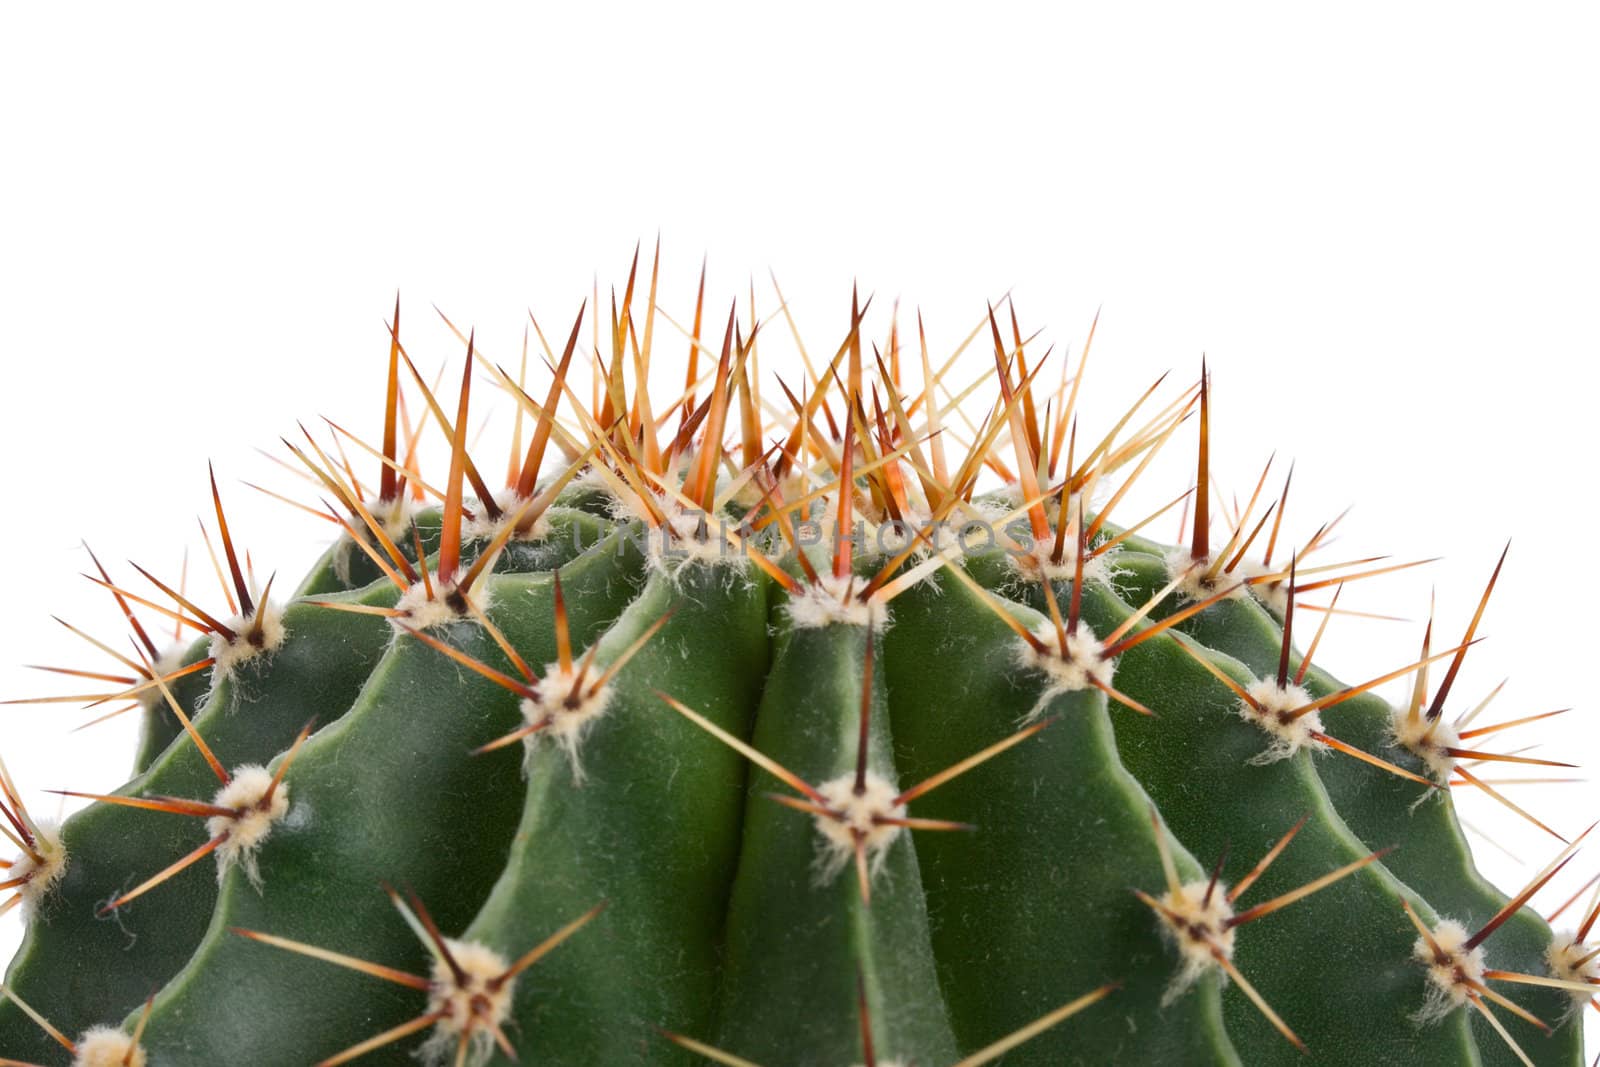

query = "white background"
[2, 0, 1597, 1051]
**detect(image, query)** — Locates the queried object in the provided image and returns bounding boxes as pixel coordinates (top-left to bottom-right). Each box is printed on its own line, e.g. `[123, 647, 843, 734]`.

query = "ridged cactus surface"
[1, 262, 1590, 1066]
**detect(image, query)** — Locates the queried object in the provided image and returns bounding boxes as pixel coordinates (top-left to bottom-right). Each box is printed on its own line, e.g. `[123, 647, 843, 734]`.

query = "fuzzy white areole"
[136, 644, 194, 714]
[1411, 918, 1487, 1024]
[568, 462, 618, 497]
[1239, 678, 1320, 764]
[461, 489, 552, 544]
[607, 473, 676, 529]
[1238, 560, 1291, 615]
[782, 572, 889, 632]
[1164, 548, 1248, 604]
[645, 502, 752, 575]
[1007, 536, 1114, 588]
[230, 888, 604, 1067]
[897, 497, 1008, 565]
[393, 574, 494, 633]
[1544, 931, 1600, 1004]
[70, 1028, 147, 1067]
[206, 765, 291, 888]
[1150, 878, 1238, 1005]
[208, 602, 287, 678]
[811, 772, 907, 883]
[904, 511, 974, 564]
[1388, 709, 1461, 784]
[988, 483, 1124, 586]
[9, 821, 68, 921]
[0, 986, 148, 1067]
[327, 496, 413, 590]
[992, 484, 1088, 530]
[1014, 618, 1114, 721]
[995, 486, 1111, 586]
[349, 493, 421, 549]
[516, 662, 618, 782]
[416, 939, 516, 1067]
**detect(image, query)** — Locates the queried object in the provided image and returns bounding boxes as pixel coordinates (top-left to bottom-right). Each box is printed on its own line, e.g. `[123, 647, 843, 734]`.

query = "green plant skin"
[884, 568, 1242, 1066]
[467, 563, 771, 1065]
[483, 509, 614, 575]
[1082, 579, 1481, 1066]
[0, 583, 398, 1062]
[712, 619, 959, 1067]
[1180, 591, 1576, 1066]
[129, 527, 647, 1064]
[294, 506, 609, 598]
[959, 546, 1484, 1064]
[1104, 548, 1578, 1066]
[554, 482, 626, 519]
[294, 506, 445, 598]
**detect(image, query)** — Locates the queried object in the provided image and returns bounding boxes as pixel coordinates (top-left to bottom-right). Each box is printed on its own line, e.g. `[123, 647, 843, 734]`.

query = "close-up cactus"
[0, 253, 1591, 1067]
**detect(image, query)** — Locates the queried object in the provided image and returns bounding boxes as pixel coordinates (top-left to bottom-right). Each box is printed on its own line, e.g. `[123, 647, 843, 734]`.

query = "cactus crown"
[0, 248, 1589, 1066]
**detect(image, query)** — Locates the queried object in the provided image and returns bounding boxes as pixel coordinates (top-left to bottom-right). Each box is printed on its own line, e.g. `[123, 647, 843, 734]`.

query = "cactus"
[0, 254, 1590, 1066]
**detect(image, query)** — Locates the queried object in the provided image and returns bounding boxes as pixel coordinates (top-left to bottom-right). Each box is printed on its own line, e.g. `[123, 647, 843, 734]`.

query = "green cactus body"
[1, 277, 1586, 1067]
[711, 617, 959, 1067]
[1074, 545, 1578, 1066]
[464, 562, 771, 1065]
[0, 585, 399, 1062]
[133, 527, 647, 1065]
[883, 568, 1241, 1066]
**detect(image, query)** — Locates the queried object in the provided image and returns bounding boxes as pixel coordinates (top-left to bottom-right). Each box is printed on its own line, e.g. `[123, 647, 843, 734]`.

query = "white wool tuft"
[1546, 931, 1600, 1003]
[333, 496, 419, 586]
[1237, 560, 1290, 615]
[1164, 549, 1248, 604]
[782, 573, 889, 632]
[209, 602, 288, 678]
[393, 576, 493, 632]
[10, 820, 68, 921]
[811, 772, 907, 883]
[207, 765, 290, 888]
[462, 489, 552, 543]
[1388, 709, 1461, 784]
[139, 644, 192, 711]
[416, 938, 514, 1067]
[1240, 679, 1320, 764]
[517, 663, 618, 782]
[1014, 619, 1114, 721]
[645, 505, 752, 577]
[1411, 918, 1485, 1024]
[1149, 879, 1237, 1006]
[72, 1028, 147, 1067]
[1007, 537, 1114, 588]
